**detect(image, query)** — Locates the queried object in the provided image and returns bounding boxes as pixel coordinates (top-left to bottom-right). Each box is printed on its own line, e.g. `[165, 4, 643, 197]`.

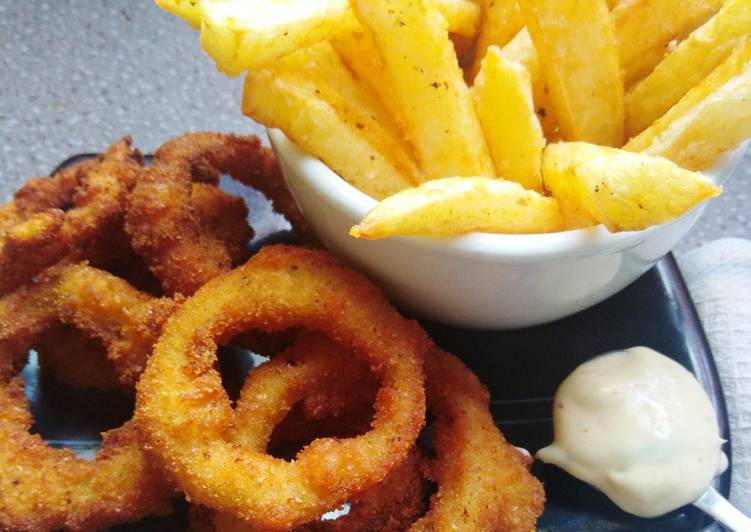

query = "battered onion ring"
[0, 138, 142, 294]
[126, 132, 312, 295]
[0, 378, 172, 531]
[0, 267, 178, 530]
[135, 245, 428, 530]
[412, 348, 546, 531]
[206, 448, 428, 532]
[196, 332, 427, 532]
[0, 263, 180, 386]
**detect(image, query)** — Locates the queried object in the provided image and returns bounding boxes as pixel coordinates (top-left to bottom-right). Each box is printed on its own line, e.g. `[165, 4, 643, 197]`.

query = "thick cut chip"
[278, 43, 412, 159]
[625, 0, 751, 136]
[352, 0, 495, 180]
[350, 177, 564, 239]
[501, 28, 559, 140]
[331, 30, 406, 141]
[613, 0, 724, 88]
[469, 0, 524, 79]
[625, 39, 751, 170]
[518, 0, 624, 146]
[472, 46, 544, 192]
[159, 0, 479, 75]
[543, 142, 720, 232]
[243, 67, 418, 199]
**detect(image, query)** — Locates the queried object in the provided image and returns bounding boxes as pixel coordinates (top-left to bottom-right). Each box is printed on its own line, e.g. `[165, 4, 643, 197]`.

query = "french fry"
[469, 0, 525, 80]
[612, 0, 724, 88]
[159, 0, 480, 75]
[625, 0, 751, 136]
[518, 0, 624, 146]
[242, 57, 419, 199]
[625, 39, 751, 170]
[278, 43, 412, 159]
[352, 0, 495, 179]
[543, 142, 721, 232]
[472, 46, 544, 192]
[331, 30, 406, 139]
[350, 177, 564, 239]
[501, 28, 559, 140]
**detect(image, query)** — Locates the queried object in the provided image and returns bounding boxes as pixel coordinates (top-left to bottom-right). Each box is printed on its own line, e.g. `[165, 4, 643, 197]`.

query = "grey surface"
[1, 1, 749, 254]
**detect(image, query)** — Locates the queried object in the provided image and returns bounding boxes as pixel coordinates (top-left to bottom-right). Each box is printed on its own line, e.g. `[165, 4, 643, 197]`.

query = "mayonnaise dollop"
[537, 346, 727, 518]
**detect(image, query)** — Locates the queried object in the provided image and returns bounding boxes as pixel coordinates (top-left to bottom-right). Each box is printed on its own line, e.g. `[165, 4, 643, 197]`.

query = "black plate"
[24, 155, 730, 530]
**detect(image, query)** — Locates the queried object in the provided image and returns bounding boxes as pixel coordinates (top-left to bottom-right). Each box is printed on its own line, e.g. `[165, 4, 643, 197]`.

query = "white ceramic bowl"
[269, 129, 746, 329]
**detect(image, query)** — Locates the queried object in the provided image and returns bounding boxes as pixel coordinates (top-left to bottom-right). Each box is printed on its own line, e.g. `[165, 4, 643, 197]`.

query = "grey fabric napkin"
[677, 238, 751, 514]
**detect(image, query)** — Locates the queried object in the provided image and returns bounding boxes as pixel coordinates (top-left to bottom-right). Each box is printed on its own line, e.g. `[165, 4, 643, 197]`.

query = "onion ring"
[0, 263, 180, 385]
[0, 138, 142, 294]
[194, 332, 427, 532]
[126, 132, 312, 295]
[0, 376, 173, 530]
[412, 347, 546, 531]
[0, 267, 178, 530]
[135, 245, 428, 530]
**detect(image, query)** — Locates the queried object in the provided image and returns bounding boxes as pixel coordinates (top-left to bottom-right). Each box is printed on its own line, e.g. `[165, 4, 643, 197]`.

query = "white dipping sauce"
[537, 346, 727, 518]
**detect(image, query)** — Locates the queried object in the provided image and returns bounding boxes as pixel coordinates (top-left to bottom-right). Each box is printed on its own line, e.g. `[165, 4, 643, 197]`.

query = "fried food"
[543, 142, 721, 231]
[242, 51, 421, 199]
[350, 177, 564, 239]
[0, 138, 142, 294]
[413, 347, 545, 531]
[135, 245, 429, 530]
[472, 45, 545, 192]
[518, 0, 625, 146]
[0, 377, 173, 531]
[126, 132, 310, 295]
[54, 263, 180, 386]
[194, 332, 427, 532]
[0, 263, 179, 386]
[0, 265, 177, 530]
[624, 0, 751, 136]
[157, 0, 480, 75]
[625, 39, 751, 171]
[352, 0, 495, 179]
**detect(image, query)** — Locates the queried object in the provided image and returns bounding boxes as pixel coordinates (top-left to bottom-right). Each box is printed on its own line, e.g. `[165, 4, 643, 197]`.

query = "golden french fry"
[352, 0, 495, 179]
[469, 0, 524, 80]
[625, 39, 751, 170]
[350, 177, 564, 239]
[543, 142, 721, 232]
[501, 28, 559, 140]
[158, 0, 479, 75]
[472, 46, 544, 192]
[331, 30, 406, 138]
[242, 60, 419, 199]
[625, 0, 751, 136]
[613, 0, 724, 88]
[278, 42, 412, 159]
[518, 0, 624, 146]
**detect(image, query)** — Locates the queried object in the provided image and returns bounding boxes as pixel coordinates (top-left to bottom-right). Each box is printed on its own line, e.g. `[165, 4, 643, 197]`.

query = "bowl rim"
[269, 128, 746, 260]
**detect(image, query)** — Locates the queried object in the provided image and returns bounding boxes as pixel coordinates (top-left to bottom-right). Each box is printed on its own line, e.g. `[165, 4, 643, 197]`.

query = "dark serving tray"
[22, 155, 730, 530]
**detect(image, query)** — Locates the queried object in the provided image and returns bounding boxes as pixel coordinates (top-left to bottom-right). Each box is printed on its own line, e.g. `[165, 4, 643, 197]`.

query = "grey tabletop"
[1, 1, 749, 254]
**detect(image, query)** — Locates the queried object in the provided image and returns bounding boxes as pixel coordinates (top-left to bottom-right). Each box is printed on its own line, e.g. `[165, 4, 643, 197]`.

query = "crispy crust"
[135, 245, 428, 529]
[0, 139, 142, 295]
[412, 348, 546, 531]
[0, 378, 173, 531]
[125, 132, 309, 296]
